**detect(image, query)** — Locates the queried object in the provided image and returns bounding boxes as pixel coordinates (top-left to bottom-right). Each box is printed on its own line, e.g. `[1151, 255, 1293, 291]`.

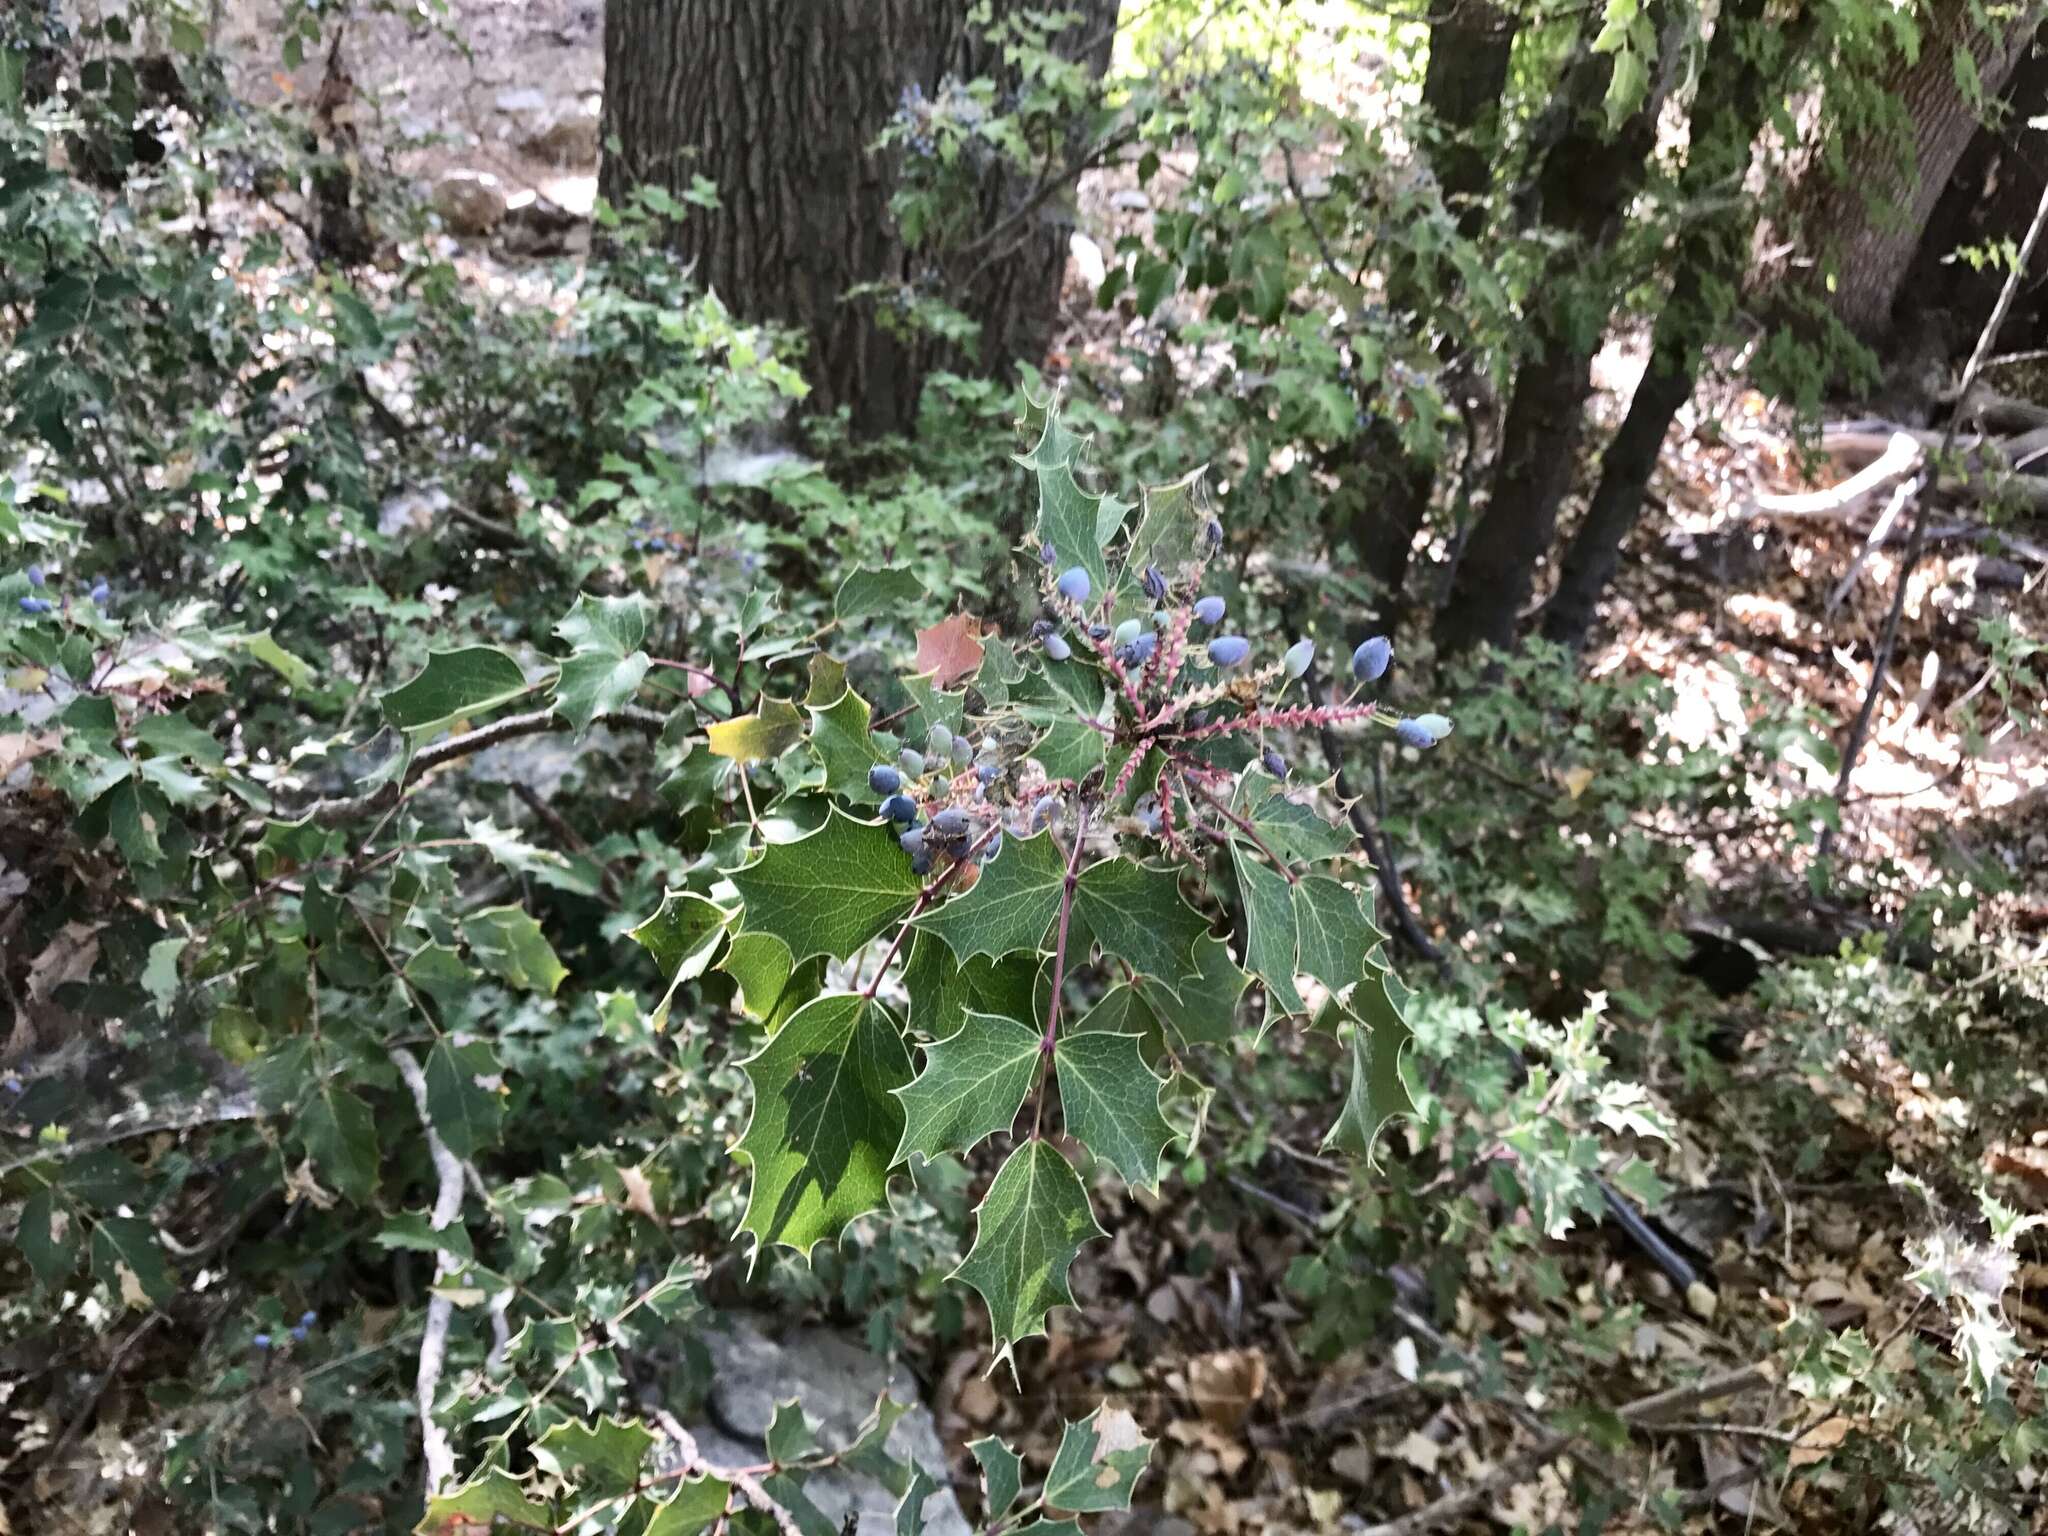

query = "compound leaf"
[1055, 1030, 1174, 1191]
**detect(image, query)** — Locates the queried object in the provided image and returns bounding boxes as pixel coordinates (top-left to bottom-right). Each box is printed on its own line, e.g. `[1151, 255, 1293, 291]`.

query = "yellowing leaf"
[707, 698, 804, 762]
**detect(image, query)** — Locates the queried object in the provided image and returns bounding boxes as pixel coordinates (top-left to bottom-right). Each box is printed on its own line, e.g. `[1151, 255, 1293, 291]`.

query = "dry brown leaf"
[1788, 1415, 1853, 1468]
[912, 612, 984, 688]
[1186, 1348, 1268, 1432]
[618, 1165, 658, 1220]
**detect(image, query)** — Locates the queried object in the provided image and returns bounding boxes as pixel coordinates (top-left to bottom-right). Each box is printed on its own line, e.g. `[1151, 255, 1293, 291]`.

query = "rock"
[493, 87, 549, 116]
[432, 170, 509, 237]
[500, 189, 587, 256]
[687, 1318, 970, 1536]
[521, 100, 601, 166]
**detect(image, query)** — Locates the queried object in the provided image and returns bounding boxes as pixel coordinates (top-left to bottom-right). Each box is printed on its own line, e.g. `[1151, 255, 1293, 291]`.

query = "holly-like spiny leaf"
[1069, 857, 1209, 994]
[1291, 874, 1382, 995]
[381, 645, 532, 736]
[707, 698, 805, 763]
[531, 1414, 657, 1496]
[954, 1138, 1104, 1368]
[630, 889, 731, 1030]
[892, 1011, 1040, 1165]
[915, 829, 1064, 963]
[728, 807, 924, 965]
[1055, 1030, 1174, 1191]
[464, 904, 569, 995]
[734, 992, 913, 1256]
[1322, 969, 1417, 1162]
[1231, 844, 1304, 1018]
[970, 1436, 1024, 1518]
[1044, 1406, 1153, 1513]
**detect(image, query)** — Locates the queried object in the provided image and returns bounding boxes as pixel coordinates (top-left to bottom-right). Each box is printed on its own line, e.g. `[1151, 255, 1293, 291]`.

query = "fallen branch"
[389, 1046, 466, 1497]
[652, 1407, 804, 1536]
[1749, 429, 1922, 520]
[1826, 172, 2048, 853]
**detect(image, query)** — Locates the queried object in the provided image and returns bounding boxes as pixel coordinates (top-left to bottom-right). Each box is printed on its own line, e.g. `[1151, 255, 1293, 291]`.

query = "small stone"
[432, 169, 510, 236]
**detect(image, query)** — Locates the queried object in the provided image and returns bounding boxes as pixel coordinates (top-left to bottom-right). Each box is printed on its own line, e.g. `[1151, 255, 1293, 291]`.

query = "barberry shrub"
[2, 395, 1431, 1531]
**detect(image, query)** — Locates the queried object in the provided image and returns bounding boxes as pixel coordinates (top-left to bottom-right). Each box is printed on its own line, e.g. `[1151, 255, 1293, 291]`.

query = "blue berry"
[1262, 748, 1288, 779]
[1113, 617, 1143, 647]
[977, 762, 1000, 784]
[290, 1323, 310, 1342]
[950, 736, 973, 769]
[1030, 617, 1055, 640]
[299, 1310, 317, 1328]
[979, 830, 1003, 863]
[1188, 709, 1210, 728]
[869, 764, 903, 796]
[26, 564, 45, 587]
[909, 847, 933, 876]
[882, 794, 919, 824]
[1207, 635, 1251, 668]
[1394, 718, 1435, 749]
[1031, 794, 1061, 827]
[1141, 563, 1168, 601]
[89, 579, 109, 605]
[1283, 639, 1315, 678]
[899, 827, 926, 857]
[1413, 712, 1454, 743]
[1088, 624, 1110, 641]
[1351, 636, 1392, 683]
[1043, 633, 1072, 662]
[930, 807, 970, 840]
[1057, 566, 1091, 603]
[927, 723, 954, 759]
[1204, 519, 1223, 552]
[898, 748, 926, 777]
[1192, 595, 1225, 626]
[1039, 540, 1057, 566]
[18, 597, 51, 615]
[1126, 632, 1157, 665]
[253, 1333, 272, 1350]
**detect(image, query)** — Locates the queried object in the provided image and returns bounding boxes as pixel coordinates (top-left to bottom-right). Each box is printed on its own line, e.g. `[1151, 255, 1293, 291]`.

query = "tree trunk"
[1542, 0, 1800, 651]
[599, 0, 1116, 438]
[1798, 1, 2041, 342]
[1344, 1, 1517, 618]
[1434, 21, 1675, 657]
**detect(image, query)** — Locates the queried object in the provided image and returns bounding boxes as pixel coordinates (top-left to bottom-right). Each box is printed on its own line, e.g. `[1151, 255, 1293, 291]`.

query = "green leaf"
[630, 889, 731, 1030]
[464, 905, 568, 994]
[141, 936, 186, 1014]
[1019, 395, 1119, 601]
[893, 1011, 1040, 1164]
[1162, 935, 1250, 1048]
[377, 1211, 474, 1260]
[902, 928, 972, 1041]
[1123, 466, 1211, 587]
[735, 992, 913, 1255]
[1291, 876, 1380, 995]
[1028, 716, 1107, 781]
[837, 565, 928, 623]
[765, 1400, 816, 1464]
[425, 1038, 504, 1160]
[1231, 845, 1304, 1017]
[1055, 1031, 1174, 1191]
[915, 830, 1064, 963]
[1070, 858, 1208, 991]
[1231, 776, 1351, 864]
[555, 649, 652, 730]
[238, 629, 318, 693]
[381, 646, 531, 735]
[954, 1139, 1103, 1367]
[301, 1085, 380, 1204]
[418, 1469, 553, 1532]
[808, 682, 891, 796]
[17, 1186, 78, 1289]
[555, 592, 650, 656]
[721, 931, 823, 1031]
[90, 1216, 175, 1308]
[897, 1469, 939, 1536]
[1044, 1406, 1153, 1513]
[637, 1477, 732, 1536]
[1322, 971, 1417, 1162]
[729, 808, 924, 965]
[532, 1414, 657, 1496]
[970, 1436, 1024, 1518]
[708, 698, 805, 762]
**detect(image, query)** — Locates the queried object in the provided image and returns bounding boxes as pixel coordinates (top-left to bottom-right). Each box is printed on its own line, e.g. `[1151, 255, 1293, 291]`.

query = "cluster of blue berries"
[893, 77, 987, 162]
[869, 722, 1002, 875]
[253, 1310, 318, 1350]
[16, 563, 110, 615]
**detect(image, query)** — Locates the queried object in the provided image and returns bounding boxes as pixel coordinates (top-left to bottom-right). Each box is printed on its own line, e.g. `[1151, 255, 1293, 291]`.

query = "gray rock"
[522, 101, 601, 166]
[493, 87, 549, 115]
[432, 170, 509, 237]
[689, 1318, 969, 1536]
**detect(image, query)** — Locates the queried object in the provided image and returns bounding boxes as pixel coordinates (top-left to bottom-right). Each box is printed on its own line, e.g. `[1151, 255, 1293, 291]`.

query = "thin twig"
[1825, 175, 2048, 854]
[652, 1408, 803, 1536]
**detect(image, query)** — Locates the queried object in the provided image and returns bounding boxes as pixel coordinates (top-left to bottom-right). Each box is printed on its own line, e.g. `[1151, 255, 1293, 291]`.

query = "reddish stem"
[1181, 772, 1298, 885]
[1029, 804, 1091, 1137]
[858, 822, 1002, 999]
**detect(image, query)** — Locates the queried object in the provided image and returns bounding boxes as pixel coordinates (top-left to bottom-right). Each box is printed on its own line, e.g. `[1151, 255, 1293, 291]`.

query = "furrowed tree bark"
[1345, 1, 1518, 618]
[1796, 0, 2042, 342]
[599, 0, 1116, 439]
[1542, 0, 1804, 650]
[1435, 20, 1676, 657]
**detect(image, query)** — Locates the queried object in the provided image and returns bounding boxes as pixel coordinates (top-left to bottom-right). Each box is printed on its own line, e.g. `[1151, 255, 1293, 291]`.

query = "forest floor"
[103, 6, 2048, 1534]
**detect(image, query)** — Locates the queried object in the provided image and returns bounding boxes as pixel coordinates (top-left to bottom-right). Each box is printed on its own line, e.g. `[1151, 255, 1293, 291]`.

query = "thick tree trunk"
[599, 0, 1116, 438]
[1345, 1, 1517, 617]
[1434, 22, 1674, 657]
[1798, 2, 2041, 341]
[1542, 0, 1798, 651]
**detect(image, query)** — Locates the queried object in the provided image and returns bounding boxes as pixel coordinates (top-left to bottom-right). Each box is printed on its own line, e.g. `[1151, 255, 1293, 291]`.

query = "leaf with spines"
[970, 1436, 1024, 1518]
[707, 698, 804, 763]
[765, 1401, 816, 1464]
[464, 904, 568, 994]
[808, 682, 893, 796]
[837, 565, 927, 623]
[301, 1084, 379, 1204]
[425, 1038, 504, 1160]
[1290, 875, 1382, 995]
[1161, 934, 1251, 1047]
[734, 993, 912, 1256]
[1069, 858, 1209, 993]
[1322, 970, 1417, 1162]
[630, 889, 731, 1030]
[915, 830, 1065, 962]
[892, 1011, 1040, 1165]
[551, 595, 654, 731]
[381, 645, 531, 736]
[1044, 1407, 1154, 1513]
[634, 1477, 731, 1536]
[954, 1139, 1104, 1368]
[721, 931, 823, 1031]
[1231, 775, 1351, 864]
[531, 1414, 656, 1496]
[1230, 844, 1304, 1017]
[90, 1216, 175, 1307]
[1055, 1030, 1174, 1191]
[420, 1469, 554, 1532]
[728, 808, 924, 965]
[1123, 465, 1211, 588]
[1018, 393, 1120, 600]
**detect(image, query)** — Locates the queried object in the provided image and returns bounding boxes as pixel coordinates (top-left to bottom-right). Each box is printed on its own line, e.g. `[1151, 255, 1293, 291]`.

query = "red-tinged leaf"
[915, 613, 985, 688]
